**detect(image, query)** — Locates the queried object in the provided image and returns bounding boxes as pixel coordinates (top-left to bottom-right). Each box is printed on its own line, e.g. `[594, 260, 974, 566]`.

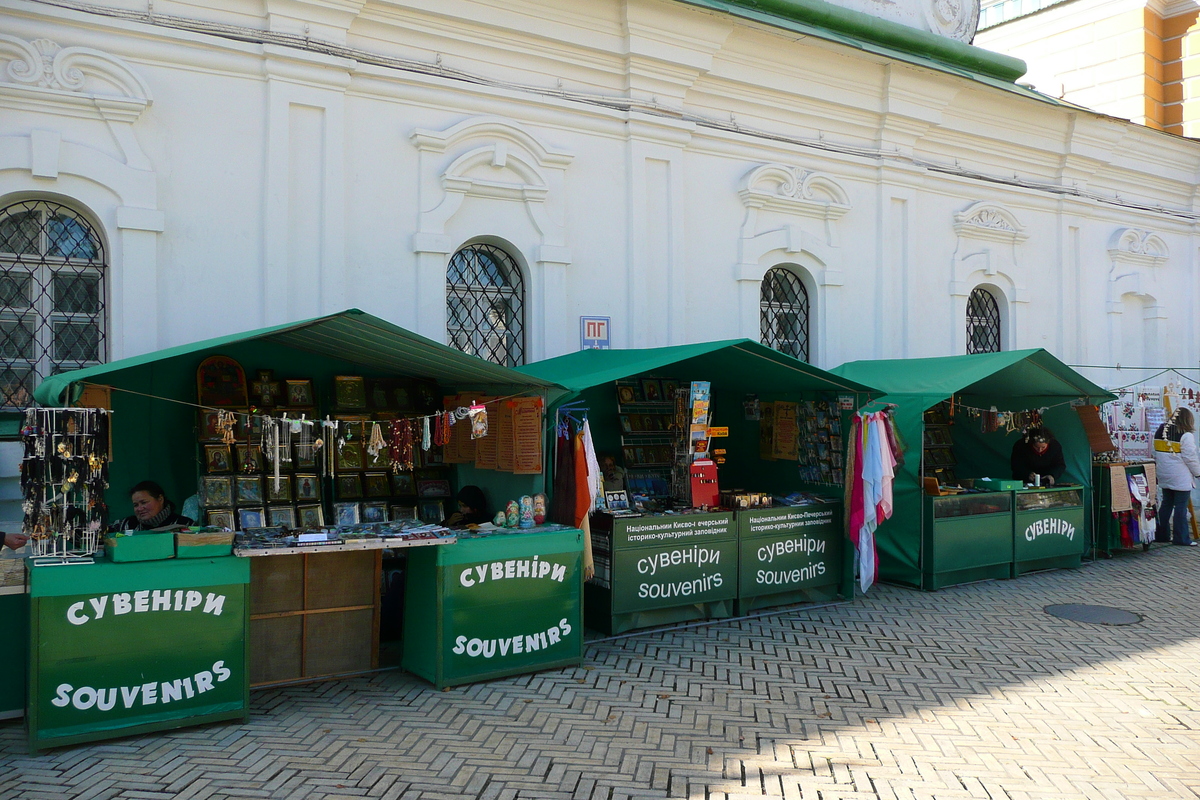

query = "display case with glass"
[923, 491, 1013, 590]
[932, 492, 1012, 519]
[1015, 488, 1084, 512]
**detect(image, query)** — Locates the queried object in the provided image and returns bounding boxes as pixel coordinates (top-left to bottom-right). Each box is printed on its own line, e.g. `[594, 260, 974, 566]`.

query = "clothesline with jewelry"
[81, 382, 543, 422]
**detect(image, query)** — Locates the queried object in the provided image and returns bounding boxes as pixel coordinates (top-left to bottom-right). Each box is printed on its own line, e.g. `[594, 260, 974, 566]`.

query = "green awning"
[831, 348, 1115, 409]
[35, 308, 561, 407]
[829, 349, 1114, 590]
[516, 339, 877, 396]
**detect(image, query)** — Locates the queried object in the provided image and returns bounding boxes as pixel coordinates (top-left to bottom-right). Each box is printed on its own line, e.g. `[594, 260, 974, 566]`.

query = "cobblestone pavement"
[3, 546, 1200, 799]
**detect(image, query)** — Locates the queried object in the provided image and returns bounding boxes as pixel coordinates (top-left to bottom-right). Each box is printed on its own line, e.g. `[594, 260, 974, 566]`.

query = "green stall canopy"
[830, 349, 1116, 589]
[35, 308, 562, 408]
[33, 309, 564, 515]
[831, 349, 1115, 411]
[518, 339, 879, 498]
[516, 339, 877, 397]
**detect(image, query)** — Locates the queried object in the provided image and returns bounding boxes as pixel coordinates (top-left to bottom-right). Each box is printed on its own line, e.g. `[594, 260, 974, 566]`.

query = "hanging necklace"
[367, 421, 386, 459]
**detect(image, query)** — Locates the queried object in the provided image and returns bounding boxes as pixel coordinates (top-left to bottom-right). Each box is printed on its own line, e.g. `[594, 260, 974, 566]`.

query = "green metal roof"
[34, 308, 561, 407]
[517, 339, 878, 395]
[682, 0, 1029, 86]
[831, 349, 1115, 408]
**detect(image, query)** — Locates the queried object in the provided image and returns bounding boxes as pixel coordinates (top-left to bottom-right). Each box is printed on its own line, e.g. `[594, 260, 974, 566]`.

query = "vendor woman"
[441, 485, 490, 528]
[111, 481, 194, 531]
[1010, 426, 1066, 487]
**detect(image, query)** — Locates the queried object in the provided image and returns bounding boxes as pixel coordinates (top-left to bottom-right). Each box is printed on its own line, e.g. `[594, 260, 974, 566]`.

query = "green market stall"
[26, 556, 248, 752]
[518, 340, 877, 633]
[32, 310, 581, 723]
[403, 525, 583, 689]
[832, 350, 1114, 591]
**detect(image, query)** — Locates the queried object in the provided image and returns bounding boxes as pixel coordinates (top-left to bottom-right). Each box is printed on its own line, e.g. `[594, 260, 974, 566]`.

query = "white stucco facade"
[1, 0, 1198, 378]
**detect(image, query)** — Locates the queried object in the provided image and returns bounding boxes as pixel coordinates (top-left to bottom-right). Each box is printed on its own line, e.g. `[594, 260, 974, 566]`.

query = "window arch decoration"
[966, 286, 1001, 354]
[0, 199, 107, 408]
[446, 243, 526, 366]
[760, 267, 810, 362]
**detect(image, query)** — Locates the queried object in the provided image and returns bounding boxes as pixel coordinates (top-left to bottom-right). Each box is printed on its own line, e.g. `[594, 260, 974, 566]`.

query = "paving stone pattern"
[3, 547, 1200, 799]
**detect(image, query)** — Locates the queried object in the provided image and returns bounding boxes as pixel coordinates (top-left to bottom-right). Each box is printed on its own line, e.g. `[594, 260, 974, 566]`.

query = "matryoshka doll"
[505, 500, 520, 528]
[519, 495, 535, 528]
[532, 493, 547, 525]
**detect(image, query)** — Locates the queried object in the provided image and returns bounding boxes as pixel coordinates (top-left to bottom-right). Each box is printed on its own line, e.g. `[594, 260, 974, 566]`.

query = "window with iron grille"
[0, 200, 107, 409]
[760, 267, 810, 362]
[966, 287, 1002, 354]
[446, 243, 526, 367]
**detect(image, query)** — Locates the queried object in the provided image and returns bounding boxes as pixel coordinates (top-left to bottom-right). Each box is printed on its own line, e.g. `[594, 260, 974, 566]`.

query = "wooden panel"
[303, 608, 375, 677]
[305, 550, 375, 609]
[250, 615, 302, 685]
[1075, 405, 1116, 453]
[250, 555, 304, 614]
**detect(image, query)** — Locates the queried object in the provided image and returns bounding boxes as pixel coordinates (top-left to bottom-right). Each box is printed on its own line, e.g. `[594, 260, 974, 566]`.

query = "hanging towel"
[571, 429, 595, 579]
[873, 413, 896, 523]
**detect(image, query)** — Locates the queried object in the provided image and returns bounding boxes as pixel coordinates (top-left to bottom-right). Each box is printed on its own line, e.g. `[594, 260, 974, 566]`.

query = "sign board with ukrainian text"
[606, 512, 737, 615]
[1013, 488, 1086, 575]
[737, 504, 845, 612]
[402, 525, 583, 689]
[610, 511, 735, 549]
[27, 557, 249, 752]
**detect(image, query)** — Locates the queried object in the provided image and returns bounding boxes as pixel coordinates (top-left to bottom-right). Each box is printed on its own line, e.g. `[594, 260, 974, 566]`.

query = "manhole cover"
[1044, 604, 1142, 625]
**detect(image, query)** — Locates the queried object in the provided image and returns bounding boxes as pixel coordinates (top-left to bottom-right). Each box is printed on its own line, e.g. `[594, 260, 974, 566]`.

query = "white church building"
[2, 0, 1198, 402]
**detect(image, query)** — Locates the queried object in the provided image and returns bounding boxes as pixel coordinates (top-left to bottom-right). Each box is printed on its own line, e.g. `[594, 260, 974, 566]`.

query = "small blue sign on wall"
[580, 316, 611, 350]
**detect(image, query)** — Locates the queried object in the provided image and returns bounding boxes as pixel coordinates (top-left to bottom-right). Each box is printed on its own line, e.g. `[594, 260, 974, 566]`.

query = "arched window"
[760, 267, 810, 361]
[0, 200, 107, 408]
[966, 287, 1001, 354]
[446, 243, 526, 366]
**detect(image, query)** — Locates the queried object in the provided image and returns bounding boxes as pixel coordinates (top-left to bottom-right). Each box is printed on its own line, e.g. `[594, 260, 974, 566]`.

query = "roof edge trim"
[679, 0, 1027, 84]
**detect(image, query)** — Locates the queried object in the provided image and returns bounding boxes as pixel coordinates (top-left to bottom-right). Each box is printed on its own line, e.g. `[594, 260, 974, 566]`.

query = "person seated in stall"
[1010, 426, 1066, 487]
[110, 481, 195, 531]
[441, 485, 490, 528]
[599, 453, 627, 493]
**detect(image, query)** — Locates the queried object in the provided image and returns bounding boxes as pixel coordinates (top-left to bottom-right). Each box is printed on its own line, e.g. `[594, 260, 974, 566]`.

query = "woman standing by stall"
[1154, 407, 1200, 546]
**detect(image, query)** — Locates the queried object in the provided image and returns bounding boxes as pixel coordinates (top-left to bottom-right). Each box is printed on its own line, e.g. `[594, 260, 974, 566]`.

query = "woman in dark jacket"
[110, 481, 194, 531]
[1010, 426, 1066, 486]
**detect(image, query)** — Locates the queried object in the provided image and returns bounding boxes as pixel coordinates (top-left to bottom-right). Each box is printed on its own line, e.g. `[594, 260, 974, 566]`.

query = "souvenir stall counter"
[25, 555, 249, 753]
[921, 491, 1013, 590]
[235, 524, 456, 686]
[32, 310, 568, 705]
[402, 524, 583, 689]
[1013, 486, 1086, 575]
[518, 340, 875, 634]
[832, 349, 1115, 591]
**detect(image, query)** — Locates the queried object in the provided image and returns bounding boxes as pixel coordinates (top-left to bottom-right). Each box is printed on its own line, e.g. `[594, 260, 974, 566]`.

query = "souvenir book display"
[613, 377, 681, 501]
[20, 407, 112, 557]
[793, 399, 843, 486]
[921, 401, 957, 488]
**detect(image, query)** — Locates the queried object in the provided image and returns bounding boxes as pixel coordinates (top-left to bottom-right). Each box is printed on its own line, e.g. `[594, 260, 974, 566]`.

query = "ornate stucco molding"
[950, 201, 1028, 302]
[0, 36, 153, 170]
[1107, 227, 1168, 313]
[410, 116, 574, 260]
[0, 35, 152, 121]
